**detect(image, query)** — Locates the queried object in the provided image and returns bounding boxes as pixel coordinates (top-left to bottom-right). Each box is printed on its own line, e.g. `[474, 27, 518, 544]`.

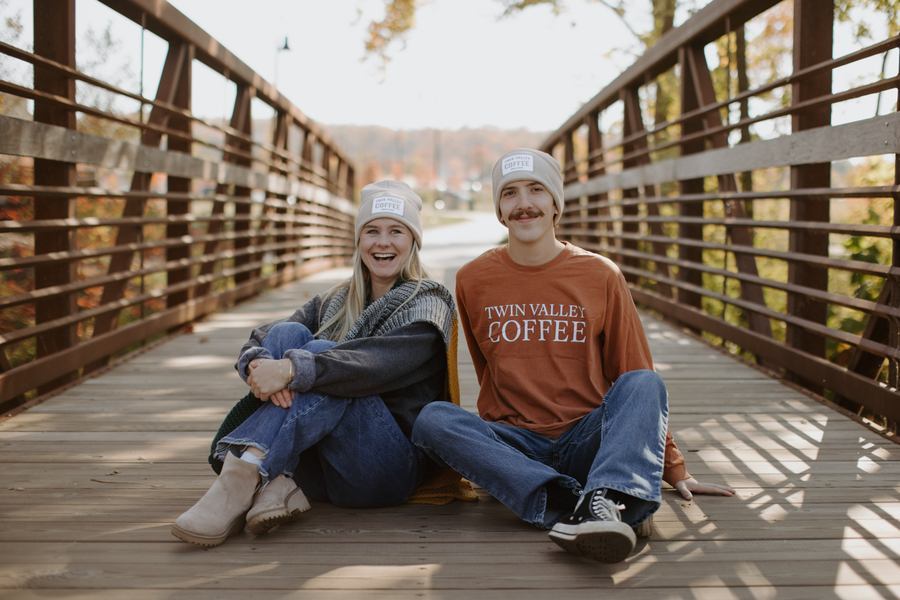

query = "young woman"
[172, 181, 460, 547]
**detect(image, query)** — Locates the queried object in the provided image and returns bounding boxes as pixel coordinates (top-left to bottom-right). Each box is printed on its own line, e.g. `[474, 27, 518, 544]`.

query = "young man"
[412, 148, 734, 564]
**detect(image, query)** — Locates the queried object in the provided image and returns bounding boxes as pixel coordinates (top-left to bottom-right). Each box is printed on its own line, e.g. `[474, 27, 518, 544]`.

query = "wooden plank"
[3, 500, 900, 526]
[3, 443, 892, 463]
[6, 588, 900, 600]
[2, 537, 900, 562]
[3, 557, 900, 588]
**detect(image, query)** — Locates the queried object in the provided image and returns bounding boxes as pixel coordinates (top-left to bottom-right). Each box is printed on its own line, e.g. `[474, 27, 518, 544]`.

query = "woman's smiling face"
[358, 217, 414, 290]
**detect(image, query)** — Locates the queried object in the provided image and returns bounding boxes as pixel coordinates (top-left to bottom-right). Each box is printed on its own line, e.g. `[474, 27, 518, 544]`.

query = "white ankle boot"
[246, 474, 310, 534]
[172, 453, 260, 546]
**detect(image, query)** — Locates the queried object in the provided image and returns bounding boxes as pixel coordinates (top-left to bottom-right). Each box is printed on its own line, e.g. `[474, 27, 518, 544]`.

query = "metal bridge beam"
[32, 0, 78, 394]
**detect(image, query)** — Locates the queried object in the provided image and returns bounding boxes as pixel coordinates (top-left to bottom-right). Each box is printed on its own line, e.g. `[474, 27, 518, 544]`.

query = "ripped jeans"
[217, 322, 426, 507]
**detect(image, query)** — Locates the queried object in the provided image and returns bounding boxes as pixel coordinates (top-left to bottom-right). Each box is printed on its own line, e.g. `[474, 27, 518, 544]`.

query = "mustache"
[509, 208, 545, 221]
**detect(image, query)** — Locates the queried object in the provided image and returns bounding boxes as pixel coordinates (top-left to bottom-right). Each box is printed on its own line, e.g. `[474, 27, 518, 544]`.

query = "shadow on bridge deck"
[1, 215, 898, 599]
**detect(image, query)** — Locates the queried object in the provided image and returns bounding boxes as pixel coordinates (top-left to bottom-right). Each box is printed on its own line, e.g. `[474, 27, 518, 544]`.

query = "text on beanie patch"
[372, 196, 405, 216]
[501, 154, 534, 175]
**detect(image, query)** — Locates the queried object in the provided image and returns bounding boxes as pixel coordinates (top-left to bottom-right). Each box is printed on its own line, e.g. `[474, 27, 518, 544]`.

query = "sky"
[2, 0, 893, 133]
[163, 0, 649, 131]
[103, 0, 670, 131]
[163, 0, 654, 131]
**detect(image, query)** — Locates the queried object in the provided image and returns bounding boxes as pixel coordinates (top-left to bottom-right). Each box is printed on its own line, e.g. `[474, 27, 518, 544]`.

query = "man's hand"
[246, 358, 293, 407]
[674, 477, 735, 500]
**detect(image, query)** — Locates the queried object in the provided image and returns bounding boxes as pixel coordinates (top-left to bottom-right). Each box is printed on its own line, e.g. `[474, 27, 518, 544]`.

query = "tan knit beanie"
[491, 148, 564, 224]
[355, 180, 424, 248]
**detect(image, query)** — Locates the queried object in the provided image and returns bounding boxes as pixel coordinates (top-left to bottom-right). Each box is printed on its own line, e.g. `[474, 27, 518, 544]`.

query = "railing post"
[32, 0, 78, 392]
[562, 132, 578, 243]
[230, 85, 254, 285]
[685, 44, 773, 344]
[87, 40, 192, 373]
[346, 164, 356, 201]
[677, 44, 706, 313]
[891, 151, 899, 398]
[165, 42, 194, 312]
[887, 51, 900, 405]
[620, 88, 644, 285]
[621, 85, 675, 295]
[786, 0, 833, 392]
[585, 111, 609, 255]
[301, 129, 314, 184]
[270, 111, 289, 273]
[321, 143, 333, 194]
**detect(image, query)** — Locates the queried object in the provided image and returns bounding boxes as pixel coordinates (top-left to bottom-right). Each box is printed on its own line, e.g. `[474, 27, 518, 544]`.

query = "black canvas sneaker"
[548, 489, 637, 563]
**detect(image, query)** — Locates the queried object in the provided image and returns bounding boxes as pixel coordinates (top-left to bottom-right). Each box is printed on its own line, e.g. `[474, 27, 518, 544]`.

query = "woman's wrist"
[278, 358, 294, 387]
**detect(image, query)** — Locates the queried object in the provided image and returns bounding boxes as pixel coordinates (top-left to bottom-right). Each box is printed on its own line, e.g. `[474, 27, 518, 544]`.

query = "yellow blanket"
[406, 314, 478, 505]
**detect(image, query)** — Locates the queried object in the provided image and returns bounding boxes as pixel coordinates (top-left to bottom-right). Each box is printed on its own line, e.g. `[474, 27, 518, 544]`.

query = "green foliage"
[365, 0, 672, 67]
[0, 153, 33, 367]
[500, 0, 565, 16]
[832, 207, 887, 337]
[836, 0, 900, 40]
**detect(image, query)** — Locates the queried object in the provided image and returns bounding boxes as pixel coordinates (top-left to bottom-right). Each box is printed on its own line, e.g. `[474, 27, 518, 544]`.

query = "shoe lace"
[590, 493, 625, 522]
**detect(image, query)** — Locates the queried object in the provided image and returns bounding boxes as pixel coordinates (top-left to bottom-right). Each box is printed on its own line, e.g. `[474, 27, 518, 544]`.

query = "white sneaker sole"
[548, 520, 637, 563]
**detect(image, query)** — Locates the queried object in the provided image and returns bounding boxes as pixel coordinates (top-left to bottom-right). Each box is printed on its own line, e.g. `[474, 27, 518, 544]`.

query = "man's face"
[498, 180, 558, 244]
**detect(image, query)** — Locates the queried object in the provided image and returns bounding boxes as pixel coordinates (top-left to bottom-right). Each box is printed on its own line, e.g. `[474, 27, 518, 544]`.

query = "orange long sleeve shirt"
[456, 243, 689, 486]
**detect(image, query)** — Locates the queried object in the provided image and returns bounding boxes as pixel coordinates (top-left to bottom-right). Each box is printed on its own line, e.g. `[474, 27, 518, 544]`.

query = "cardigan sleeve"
[234, 295, 323, 381]
[287, 321, 445, 398]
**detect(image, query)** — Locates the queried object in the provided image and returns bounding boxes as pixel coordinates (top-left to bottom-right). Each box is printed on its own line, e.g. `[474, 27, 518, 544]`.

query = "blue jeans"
[217, 322, 426, 508]
[412, 369, 668, 529]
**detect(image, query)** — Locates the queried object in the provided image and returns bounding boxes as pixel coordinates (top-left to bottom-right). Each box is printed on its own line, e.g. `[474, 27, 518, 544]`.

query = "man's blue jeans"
[412, 369, 668, 529]
[217, 322, 426, 508]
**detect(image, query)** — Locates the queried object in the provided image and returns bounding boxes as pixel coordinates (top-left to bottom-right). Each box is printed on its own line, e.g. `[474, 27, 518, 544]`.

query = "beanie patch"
[501, 154, 534, 175]
[356, 180, 424, 248]
[372, 196, 405, 217]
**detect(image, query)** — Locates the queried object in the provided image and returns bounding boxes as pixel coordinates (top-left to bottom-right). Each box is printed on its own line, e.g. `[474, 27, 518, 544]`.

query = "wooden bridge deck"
[1, 256, 899, 599]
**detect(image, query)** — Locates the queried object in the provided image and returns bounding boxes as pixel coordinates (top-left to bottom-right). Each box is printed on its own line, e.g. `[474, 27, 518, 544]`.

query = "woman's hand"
[674, 477, 735, 500]
[267, 387, 294, 408]
[246, 358, 293, 407]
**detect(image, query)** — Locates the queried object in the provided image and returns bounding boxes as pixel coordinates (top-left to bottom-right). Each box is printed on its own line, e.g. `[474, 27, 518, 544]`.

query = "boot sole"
[246, 488, 311, 535]
[171, 514, 246, 547]
[548, 521, 637, 564]
[633, 514, 653, 538]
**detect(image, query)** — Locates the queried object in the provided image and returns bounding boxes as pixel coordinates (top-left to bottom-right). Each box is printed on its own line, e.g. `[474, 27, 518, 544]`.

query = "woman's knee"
[264, 322, 314, 355]
[302, 338, 337, 355]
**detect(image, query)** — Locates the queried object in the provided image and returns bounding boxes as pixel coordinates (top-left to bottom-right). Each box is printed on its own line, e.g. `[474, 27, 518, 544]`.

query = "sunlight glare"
[162, 355, 233, 368]
[300, 565, 439, 590]
[759, 504, 789, 522]
[848, 506, 900, 538]
[735, 562, 776, 600]
[856, 456, 881, 474]
[784, 490, 805, 508]
[748, 494, 773, 509]
[841, 537, 889, 561]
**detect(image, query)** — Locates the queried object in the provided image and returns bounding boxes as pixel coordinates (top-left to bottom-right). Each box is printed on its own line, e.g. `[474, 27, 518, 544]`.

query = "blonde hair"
[315, 242, 430, 342]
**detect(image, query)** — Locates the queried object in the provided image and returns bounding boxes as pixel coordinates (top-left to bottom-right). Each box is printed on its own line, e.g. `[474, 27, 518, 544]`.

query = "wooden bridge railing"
[542, 0, 900, 428]
[0, 0, 356, 411]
